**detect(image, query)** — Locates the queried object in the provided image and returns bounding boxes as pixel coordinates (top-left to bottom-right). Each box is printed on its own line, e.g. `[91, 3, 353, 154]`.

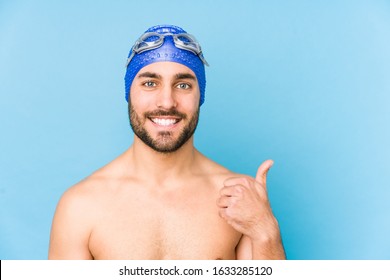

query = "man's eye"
[143, 81, 157, 87]
[176, 83, 191, 90]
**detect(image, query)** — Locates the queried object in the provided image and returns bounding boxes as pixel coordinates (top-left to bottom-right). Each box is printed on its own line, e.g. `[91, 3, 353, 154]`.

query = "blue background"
[1, 0, 389, 260]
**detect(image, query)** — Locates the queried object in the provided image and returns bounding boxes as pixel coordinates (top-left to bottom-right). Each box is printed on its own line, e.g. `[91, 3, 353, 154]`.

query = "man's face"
[128, 62, 200, 153]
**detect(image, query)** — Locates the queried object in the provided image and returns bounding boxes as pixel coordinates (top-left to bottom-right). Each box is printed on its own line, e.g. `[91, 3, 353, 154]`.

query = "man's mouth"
[150, 117, 180, 127]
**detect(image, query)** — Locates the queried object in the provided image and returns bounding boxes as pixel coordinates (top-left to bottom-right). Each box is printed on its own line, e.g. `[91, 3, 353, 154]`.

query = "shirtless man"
[48, 25, 286, 260]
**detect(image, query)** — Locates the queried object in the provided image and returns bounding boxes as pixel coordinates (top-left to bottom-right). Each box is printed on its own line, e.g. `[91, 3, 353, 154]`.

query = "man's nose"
[156, 85, 177, 109]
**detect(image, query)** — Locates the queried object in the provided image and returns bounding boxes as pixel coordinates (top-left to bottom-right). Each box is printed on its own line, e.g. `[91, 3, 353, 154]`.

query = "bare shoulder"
[52, 171, 110, 232]
[58, 174, 104, 210]
[56, 148, 137, 214]
[57, 164, 124, 214]
[195, 151, 242, 188]
[48, 175, 103, 259]
[49, 159, 125, 259]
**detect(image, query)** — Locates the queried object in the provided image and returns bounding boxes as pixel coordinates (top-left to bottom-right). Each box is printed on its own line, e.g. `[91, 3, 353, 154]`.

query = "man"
[49, 25, 286, 260]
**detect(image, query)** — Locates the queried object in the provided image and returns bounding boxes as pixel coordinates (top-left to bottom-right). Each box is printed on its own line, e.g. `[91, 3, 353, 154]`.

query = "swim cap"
[124, 25, 207, 105]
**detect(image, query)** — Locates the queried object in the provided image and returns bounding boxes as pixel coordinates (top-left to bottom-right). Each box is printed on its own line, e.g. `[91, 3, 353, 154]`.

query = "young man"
[49, 25, 286, 260]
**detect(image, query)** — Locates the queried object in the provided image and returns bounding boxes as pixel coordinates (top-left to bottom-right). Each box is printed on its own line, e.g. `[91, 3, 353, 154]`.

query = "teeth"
[151, 118, 178, 126]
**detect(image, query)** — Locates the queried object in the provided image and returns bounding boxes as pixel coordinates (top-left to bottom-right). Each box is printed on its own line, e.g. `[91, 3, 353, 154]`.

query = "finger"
[219, 185, 238, 197]
[216, 196, 232, 208]
[220, 184, 248, 197]
[218, 208, 228, 220]
[218, 208, 233, 222]
[223, 176, 252, 188]
[255, 159, 274, 186]
[223, 177, 243, 187]
[218, 209, 236, 227]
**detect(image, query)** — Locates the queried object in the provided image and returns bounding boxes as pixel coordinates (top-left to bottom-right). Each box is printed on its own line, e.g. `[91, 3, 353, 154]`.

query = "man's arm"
[49, 186, 94, 259]
[218, 160, 286, 260]
[235, 227, 285, 260]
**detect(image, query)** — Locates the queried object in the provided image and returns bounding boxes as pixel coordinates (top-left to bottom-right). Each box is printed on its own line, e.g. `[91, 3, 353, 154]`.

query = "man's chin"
[148, 139, 187, 154]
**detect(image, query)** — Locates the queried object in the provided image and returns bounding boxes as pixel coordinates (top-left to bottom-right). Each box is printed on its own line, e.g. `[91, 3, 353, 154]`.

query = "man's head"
[124, 25, 208, 105]
[125, 25, 208, 153]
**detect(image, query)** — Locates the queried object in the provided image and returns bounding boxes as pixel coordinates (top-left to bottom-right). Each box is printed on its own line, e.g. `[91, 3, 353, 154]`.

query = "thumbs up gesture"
[217, 160, 285, 259]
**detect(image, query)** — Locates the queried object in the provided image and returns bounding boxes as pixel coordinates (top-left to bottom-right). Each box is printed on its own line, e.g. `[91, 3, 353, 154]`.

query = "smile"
[150, 117, 180, 127]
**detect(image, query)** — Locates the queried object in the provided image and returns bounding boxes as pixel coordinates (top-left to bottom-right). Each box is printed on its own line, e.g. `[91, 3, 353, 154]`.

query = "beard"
[128, 103, 199, 153]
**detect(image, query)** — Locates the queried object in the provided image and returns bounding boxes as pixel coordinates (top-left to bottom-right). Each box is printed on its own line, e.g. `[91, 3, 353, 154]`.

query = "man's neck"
[127, 136, 198, 185]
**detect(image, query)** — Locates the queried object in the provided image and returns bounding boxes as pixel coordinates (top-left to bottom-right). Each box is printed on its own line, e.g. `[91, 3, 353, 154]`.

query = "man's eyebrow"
[175, 73, 196, 80]
[137, 72, 161, 79]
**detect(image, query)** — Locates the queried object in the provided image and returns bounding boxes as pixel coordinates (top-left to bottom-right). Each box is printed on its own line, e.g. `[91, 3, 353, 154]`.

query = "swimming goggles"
[126, 32, 209, 67]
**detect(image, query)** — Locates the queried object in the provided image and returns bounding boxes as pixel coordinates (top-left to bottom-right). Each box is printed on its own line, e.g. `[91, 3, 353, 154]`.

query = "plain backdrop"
[0, 0, 389, 259]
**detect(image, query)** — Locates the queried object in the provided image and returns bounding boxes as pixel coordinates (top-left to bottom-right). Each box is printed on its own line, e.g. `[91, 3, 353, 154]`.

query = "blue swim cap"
[124, 25, 207, 106]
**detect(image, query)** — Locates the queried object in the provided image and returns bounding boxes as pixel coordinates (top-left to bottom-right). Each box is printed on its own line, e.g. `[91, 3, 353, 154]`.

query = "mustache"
[145, 109, 186, 119]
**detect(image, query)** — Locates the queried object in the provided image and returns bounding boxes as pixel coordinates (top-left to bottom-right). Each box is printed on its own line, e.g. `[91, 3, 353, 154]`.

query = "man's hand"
[217, 160, 285, 259]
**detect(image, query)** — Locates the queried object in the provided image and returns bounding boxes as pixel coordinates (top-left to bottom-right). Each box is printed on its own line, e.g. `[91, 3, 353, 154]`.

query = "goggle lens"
[126, 32, 209, 67]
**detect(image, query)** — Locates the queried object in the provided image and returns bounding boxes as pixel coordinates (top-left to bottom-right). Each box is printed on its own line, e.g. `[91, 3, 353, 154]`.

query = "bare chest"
[89, 186, 241, 259]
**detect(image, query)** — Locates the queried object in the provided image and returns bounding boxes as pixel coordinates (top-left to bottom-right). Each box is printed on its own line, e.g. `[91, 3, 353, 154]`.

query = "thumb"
[255, 159, 274, 185]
